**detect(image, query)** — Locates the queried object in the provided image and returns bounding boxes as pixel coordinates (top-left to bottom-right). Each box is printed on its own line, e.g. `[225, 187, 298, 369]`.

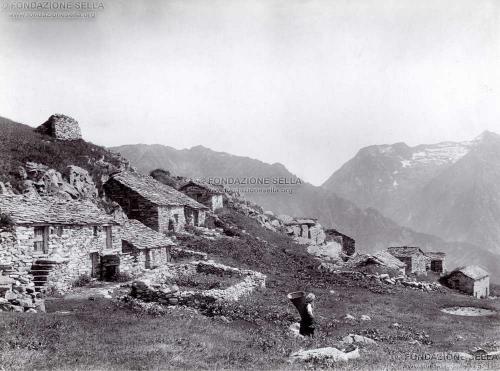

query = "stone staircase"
[30, 259, 59, 292]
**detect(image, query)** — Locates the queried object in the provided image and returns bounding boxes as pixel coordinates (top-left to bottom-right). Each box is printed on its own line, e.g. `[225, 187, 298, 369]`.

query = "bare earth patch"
[441, 306, 497, 316]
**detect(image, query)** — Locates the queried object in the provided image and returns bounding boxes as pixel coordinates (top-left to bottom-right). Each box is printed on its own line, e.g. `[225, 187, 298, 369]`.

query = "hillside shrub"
[72, 274, 92, 287]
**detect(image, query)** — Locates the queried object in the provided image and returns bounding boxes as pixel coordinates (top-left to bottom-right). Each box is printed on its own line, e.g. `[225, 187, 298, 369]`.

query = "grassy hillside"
[0, 116, 123, 193]
[1, 207, 499, 370]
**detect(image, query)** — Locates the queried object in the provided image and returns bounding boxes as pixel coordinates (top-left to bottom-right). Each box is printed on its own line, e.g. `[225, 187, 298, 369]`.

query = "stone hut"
[443, 266, 490, 298]
[387, 246, 429, 275]
[0, 195, 118, 293]
[35, 114, 82, 141]
[179, 180, 224, 211]
[284, 218, 325, 244]
[425, 252, 446, 273]
[325, 229, 356, 256]
[104, 171, 208, 233]
[120, 219, 175, 276]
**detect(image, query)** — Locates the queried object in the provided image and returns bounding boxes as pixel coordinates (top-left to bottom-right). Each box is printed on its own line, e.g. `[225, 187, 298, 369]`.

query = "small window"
[93, 226, 98, 237]
[55, 226, 63, 237]
[173, 214, 179, 223]
[122, 241, 133, 254]
[34, 226, 48, 254]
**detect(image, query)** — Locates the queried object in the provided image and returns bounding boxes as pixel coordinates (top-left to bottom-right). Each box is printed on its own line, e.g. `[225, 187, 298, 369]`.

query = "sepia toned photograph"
[0, 0, 499, 370]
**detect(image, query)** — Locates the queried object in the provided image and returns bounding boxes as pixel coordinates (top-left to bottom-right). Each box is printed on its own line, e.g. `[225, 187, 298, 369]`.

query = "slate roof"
[325, 229, 355, 241]
[372, 251, 407, 269]
[453, 265, 489, 280]
[425, 252, 446, 260]
[179, 179, 225, 194]
[121, 219, 175, 250]
[108, 171, 208, 210]
[284, 217, 317, 226]
[0, 195, 115, 225]
[388, 246, 426, 257]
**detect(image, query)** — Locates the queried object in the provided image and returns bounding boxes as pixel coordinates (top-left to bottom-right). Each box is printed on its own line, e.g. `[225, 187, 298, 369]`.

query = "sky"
[1, 0, 499, 185]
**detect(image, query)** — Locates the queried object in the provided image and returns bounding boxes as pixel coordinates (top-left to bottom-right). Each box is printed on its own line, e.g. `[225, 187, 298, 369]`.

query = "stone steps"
[30, 259, 59, 291]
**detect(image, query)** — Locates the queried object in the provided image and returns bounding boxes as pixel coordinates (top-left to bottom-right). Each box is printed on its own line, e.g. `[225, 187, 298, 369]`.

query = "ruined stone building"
[104, 171, 208, 233]
[387, 246, 429, 275]
[0, 195, 119, 292]
[35, 114, 82, 141]
[325, 229, 356, 256]
[426, 252, 446, 273]
[284, 218, 326, 244]
[443, 266, 490, 298]
[179, 180, 224, 211]
[120, 219, 174, 276]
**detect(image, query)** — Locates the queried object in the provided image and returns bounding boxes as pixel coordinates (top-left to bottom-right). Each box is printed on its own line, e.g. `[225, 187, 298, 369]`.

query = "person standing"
[299, 293, 316, 336]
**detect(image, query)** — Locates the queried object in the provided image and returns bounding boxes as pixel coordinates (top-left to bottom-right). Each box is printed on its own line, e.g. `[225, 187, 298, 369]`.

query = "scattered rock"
[390, 323, 401, 328]
[342, 334, 377, 345]
[360, 315, 371, 321]
[290, 346, 359, 364]
[344, 314, 356, 320]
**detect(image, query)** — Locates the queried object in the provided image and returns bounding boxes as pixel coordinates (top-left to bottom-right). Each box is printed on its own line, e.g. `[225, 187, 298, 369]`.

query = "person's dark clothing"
[299, 303, 315, 336]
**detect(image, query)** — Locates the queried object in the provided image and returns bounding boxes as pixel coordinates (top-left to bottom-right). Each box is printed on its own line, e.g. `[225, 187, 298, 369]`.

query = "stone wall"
[120, 245, 171, 276]
[35, 114, 82, 141]
[444, 272, 475, 295]
[105, 179, 160, 231]
[211, 195, 224, 211]
[1, 224, 120, 294]
[410, 254, 429, 275]
[130, 260, 266, 307]
[158, 205, 186, 233]
[473, 276, 489, 298]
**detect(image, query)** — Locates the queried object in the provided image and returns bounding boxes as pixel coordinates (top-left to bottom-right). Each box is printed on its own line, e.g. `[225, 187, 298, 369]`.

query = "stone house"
[119, 219, 175, 276]
[284, 218, 326, 244]
[443, 266, 490, 298]
[104, 171, 208, 233]
[425, 252, 446, 273]
[0, 195, 119, 293]
[178, 180, 224, 211]
[324, 229, 356, 256]
[387, 246, 429, 275]
[35, 114, 82, 141]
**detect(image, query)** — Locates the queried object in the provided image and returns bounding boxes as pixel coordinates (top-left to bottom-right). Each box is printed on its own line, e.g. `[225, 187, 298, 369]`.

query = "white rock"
[360, 315, 371, 321]
[344, 314, 356, 320]
[290, 347, 359, 363]
[342, 334, 377, 345]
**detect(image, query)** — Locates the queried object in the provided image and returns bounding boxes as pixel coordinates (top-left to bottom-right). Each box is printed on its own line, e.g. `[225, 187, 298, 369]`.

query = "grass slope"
[1, 208, 499, 370]
[0, 116, 122, 193]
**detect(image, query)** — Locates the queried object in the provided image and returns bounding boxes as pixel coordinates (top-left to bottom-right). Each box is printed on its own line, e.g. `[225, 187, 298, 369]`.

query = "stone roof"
[387, 246, 425, 257]
[121, 219, 175, 250]
[284, 217, 317, 226]
[425, 252, 446, 260]
[0, 195, 115, 225]
[372, 251, 407, 268]
[325, 229, 355, 241]
[108, 171, 208, 210]
[179, 179, 224, 194]
[453, 265, 489, 280]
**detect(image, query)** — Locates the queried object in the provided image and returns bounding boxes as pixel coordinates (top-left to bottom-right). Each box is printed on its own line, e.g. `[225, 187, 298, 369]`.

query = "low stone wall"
[0, 276, 45, 313]
[171, 247, 208, 262]
[130, 260, 266, 308]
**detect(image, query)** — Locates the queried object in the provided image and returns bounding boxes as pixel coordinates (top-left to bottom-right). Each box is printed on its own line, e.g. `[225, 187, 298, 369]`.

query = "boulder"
[290, 347, 359, 364]
[342, 334, 377, 345]
[63, 165, 98, 199]
[360, 315, 371, 321]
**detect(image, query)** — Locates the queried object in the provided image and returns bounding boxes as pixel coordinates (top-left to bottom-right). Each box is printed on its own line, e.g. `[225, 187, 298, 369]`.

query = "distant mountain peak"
[473, 130, 500, 143]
